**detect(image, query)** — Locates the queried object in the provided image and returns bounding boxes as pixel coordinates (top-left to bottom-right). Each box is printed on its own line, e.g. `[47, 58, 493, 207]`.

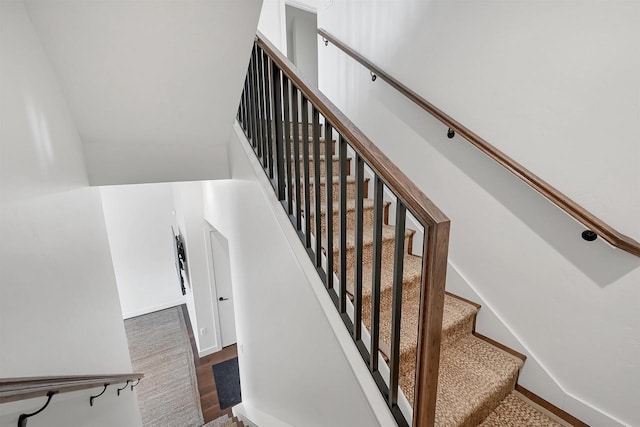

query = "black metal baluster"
[282, 77, 294, 215]
[252, 46, 263, 159]
[353, 154, 365, 340]
[256, 46, 267, 166]
[249, 46, 258, 150]
[242, 78, 249, 132]
[312, 108, 322, 267]
[263, 51, 274, 180]
[325, 121, 334, 290]
[271, 63, 285, 201]
[389, 201, 407, 407]
[292, 87, 302, 231]
[245, 56, 255, 146]
[338, 136, 348, 315]
[301, 97, 312, 248]
[370, 176, 384, 372]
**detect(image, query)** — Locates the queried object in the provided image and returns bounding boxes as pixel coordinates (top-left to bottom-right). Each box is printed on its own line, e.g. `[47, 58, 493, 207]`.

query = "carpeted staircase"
[204, 414, 246, 427]
[297, 128, 568, 427]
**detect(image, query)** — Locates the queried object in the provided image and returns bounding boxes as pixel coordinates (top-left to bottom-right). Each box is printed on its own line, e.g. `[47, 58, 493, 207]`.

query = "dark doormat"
[212, 357, 242, 409]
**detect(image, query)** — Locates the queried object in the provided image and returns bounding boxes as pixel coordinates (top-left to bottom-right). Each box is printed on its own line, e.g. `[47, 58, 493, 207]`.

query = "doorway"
[285, 4, 318, 87]
[208, 228, 237, 348]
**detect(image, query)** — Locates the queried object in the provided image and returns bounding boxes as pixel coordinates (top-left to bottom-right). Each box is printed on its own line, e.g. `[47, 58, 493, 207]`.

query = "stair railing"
[317, 28, 640, 258]
[1, 374, 144, 426]
[237, 32, 450, 426]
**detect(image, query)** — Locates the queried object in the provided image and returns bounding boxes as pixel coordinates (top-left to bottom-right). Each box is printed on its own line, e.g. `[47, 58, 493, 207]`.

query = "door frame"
[203, 221, 236, 352]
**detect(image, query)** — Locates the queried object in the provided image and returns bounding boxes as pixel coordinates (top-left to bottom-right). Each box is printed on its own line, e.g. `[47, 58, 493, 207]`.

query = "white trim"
[284, 0, 318, 14]
[198, 345, 219, 358]
[204, 222, 225, 352]
[233, 402, 293, 427]
[122, 298, 185, 319]
[234, 122, 397, 426]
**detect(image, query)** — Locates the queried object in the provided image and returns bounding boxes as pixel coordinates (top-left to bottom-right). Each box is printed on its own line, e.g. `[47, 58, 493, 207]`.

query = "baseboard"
[122, 298, 186, 319]
[198, 346, 219, 358]
[233, 402, 294, 427]
[446, 261, 627, 427]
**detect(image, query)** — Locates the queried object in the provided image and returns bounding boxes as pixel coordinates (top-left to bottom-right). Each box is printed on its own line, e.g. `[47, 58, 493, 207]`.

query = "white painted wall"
[200, 126, 395, 427]
[0, 2, 141, 425]
[259, 0, 287, 51]
[172, 182, 221, 357]
[316, 1, 640, 426]
[100, 183, 185, 319]
[23, 0, 262, 185]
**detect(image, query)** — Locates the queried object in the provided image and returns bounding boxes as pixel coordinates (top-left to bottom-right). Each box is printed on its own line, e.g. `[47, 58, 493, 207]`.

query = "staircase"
[205, 414, 246, 427]
[298, 131, 566, 427]
[238, 33, 584, 426]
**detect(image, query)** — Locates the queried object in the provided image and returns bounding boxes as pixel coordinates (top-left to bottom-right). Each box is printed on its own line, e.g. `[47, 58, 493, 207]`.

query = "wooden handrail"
[0, 374, 144, 404]
[317, 28, 640, 258]
[256, 32, 449, 228]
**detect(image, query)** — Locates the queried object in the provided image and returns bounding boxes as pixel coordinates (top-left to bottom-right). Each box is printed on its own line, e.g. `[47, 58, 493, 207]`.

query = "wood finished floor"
[182, 305, 239, 423]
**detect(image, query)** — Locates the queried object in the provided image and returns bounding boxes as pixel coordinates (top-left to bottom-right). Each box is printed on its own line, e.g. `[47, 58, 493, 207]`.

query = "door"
[210, 230, 237, 348]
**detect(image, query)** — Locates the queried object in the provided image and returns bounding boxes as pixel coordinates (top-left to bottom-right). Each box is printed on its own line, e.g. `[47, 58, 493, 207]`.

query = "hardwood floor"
[182, 305, 239, 423]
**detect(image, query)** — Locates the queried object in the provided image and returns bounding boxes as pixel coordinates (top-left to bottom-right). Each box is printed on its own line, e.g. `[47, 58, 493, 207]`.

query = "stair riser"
[311, 202, 382, 238]
[290, 139, 335, 156]
[306, 178, 368, 205]
[286, 122, 322, 137]
[333, 232, 412, 277]
[455, 373, 520, 427]
[361, 273, 422, 370]
[290, 156, 346, 179]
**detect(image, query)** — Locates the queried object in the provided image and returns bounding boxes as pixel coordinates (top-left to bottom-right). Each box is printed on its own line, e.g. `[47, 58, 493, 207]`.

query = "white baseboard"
[198, 345, 220, 358]
[122, 298, 186, 319]
[233, 402, 294, 427]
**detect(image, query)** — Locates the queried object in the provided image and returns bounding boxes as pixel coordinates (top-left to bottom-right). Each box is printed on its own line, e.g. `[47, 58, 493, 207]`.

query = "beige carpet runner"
[203, 414, 246, 427]
[296, 131, 567, 427]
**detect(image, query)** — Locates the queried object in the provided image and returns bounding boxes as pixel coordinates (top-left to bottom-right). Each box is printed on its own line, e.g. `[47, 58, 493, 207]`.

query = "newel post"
[412, 220, 450, 426]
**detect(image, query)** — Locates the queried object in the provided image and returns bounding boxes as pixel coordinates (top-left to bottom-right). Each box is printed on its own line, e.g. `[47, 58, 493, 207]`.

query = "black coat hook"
[130, 378, 141, 391]
[117, 381, 130, 396]
[18, 391, 57, 427]
[89, 383, 109, 407]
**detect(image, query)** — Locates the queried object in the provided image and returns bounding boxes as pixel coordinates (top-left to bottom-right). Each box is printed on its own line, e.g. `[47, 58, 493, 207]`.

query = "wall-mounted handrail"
[317, 27, 640, 258]
[0, 374, 144, 404]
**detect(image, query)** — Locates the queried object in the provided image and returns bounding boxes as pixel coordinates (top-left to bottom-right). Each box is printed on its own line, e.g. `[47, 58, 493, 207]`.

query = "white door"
[210, 230, 237, 348]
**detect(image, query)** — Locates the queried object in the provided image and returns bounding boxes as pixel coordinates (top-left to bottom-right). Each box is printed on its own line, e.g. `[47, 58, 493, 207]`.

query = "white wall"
[259, 0, 287, 51]
[317, 1, 640, 426]
[172, 182, 221, 357]
[0, 2, 141, 426]
[100, 183, 185, 319]
[24, 0, 262, 185]
[200, 126, 393, 427]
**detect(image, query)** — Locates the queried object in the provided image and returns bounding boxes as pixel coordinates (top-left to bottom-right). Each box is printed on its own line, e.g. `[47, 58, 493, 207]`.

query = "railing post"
[271, 62, 286, 201]
[413, 221, 450, 426]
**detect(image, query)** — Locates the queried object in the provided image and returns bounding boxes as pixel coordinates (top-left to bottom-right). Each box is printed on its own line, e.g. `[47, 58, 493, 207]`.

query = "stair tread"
[332, 223, 415, 254]
[294, 154, 342, 161]
[309, 175, 368, 185]
[400, 335, 524, 427]
[479, 391, 565, 427]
